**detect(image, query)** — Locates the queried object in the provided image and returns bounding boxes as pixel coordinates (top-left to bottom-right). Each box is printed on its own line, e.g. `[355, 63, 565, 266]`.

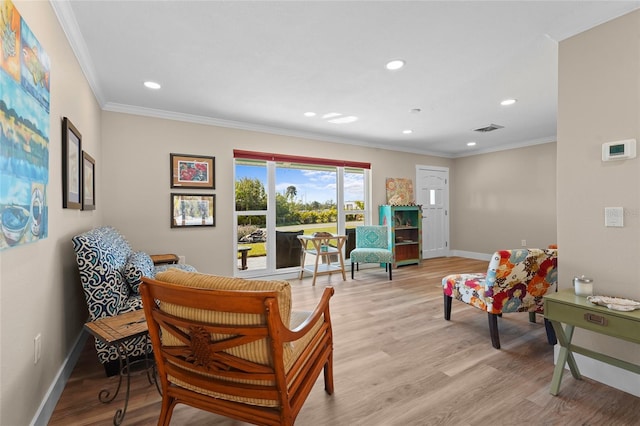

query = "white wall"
[558, 9, 640, 371]
[450, 142, 558, 254]
[100, 111, 452, 275]
[100, 113, 561, 276]
[0, 2, 102, 425]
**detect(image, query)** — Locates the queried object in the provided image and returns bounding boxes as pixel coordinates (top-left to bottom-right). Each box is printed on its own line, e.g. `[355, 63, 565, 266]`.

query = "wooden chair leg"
[544, 318, 557, 345]
[529, 312, 537, 323]
[388, 263, 392, 280]
[443, 295, 452, 320]
[351, 262, 355, 279]
[488, 313, 501, 349]
[159, 396, 177, 426]
[324, 354, 334, 395]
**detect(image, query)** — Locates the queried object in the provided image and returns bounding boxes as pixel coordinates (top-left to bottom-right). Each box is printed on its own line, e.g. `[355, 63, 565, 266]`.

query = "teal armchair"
[350, 225, 393, 280]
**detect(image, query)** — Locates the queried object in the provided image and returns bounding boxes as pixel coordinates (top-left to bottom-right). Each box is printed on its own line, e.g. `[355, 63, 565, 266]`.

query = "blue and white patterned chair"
[72, 226, 196, 375]
[350, 225, 393, 280]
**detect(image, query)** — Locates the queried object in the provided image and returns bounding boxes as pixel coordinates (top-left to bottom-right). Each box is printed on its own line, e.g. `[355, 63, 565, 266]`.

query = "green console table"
[544, 289, 640, 395]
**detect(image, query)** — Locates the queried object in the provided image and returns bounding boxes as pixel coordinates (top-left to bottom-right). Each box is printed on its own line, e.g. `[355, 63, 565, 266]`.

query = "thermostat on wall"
[602, 139, 636, 161]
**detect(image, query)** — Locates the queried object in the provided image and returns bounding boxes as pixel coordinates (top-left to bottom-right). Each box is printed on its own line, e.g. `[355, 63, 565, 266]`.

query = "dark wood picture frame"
[82, 151, 95, 210]
[62, 117, 82, 209]
[170, 153, 215, 189]
[171, 193, 215, 228]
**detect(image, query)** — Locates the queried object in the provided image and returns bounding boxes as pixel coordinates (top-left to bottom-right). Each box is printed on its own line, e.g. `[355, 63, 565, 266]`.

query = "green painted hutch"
[379, 205, 422, 267]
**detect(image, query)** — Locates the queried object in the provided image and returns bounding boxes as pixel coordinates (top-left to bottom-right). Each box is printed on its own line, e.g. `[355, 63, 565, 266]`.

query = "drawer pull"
[584, 313, 608, 326]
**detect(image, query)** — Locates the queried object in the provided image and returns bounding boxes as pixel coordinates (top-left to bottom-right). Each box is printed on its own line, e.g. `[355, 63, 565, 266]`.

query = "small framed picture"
[82, 151, 95, 210]
[171, 193, 215, 228]
[170, 153, 215, 189]
[62, 117, 82, 209]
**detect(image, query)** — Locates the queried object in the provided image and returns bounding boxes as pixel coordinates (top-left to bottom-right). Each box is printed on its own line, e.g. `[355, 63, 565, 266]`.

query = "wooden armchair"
[140, 269, 334, 426]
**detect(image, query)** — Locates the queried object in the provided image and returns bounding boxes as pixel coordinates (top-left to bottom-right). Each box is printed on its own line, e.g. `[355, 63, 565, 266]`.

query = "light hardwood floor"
[49, 257, 640, 425]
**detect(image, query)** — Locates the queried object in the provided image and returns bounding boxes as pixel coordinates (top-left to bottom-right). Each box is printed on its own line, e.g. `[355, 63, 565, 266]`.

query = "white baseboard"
[30, 331, 88, 426]
[553, 345, 640, 397]
[449, 250, 492, 261]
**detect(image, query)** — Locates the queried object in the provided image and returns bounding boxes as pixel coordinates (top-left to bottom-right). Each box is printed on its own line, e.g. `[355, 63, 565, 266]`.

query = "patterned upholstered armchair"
[442, 248, 558, 349]
[350, 225, 393, 280]
[72, 226, 197, 375]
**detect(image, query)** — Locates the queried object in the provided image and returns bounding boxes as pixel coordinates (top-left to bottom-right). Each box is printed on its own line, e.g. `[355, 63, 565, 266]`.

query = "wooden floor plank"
[49, 257, 640, 425]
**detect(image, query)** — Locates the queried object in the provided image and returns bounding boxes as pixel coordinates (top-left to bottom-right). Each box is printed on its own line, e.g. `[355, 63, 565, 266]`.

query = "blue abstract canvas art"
[0, 0, 50, 250]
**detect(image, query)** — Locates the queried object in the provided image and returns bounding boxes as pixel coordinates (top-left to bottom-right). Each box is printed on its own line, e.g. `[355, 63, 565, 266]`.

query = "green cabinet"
[379, 205, 422, 267]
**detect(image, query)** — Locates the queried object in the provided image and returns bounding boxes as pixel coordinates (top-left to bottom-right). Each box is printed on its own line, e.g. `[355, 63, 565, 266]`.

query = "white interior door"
[416, 166, 449, 259]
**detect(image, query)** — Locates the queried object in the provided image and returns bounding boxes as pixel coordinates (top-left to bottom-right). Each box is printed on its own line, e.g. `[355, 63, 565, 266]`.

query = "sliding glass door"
[234, 151, 370, 277]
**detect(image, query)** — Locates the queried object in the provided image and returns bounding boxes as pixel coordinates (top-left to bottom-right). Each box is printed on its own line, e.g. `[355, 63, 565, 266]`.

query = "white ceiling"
[52, 1, 640, 158]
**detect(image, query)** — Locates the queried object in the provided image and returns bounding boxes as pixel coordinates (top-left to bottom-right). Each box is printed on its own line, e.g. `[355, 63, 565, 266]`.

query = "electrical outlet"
[34, 334, 42, 364]
[178, 255, 186, 264]
[521, 240, 527, 247]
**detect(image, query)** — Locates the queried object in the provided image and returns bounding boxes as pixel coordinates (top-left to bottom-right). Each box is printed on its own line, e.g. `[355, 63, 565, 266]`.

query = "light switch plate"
[605, 207, 624, 227]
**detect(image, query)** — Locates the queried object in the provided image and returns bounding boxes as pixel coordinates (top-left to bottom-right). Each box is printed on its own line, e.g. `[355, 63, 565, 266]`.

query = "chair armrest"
[279, 286, 334, 342]
[150, 254, 179, 265]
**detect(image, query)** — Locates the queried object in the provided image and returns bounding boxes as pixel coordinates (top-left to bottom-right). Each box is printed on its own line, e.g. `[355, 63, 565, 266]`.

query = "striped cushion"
[153, 269, 291, 360]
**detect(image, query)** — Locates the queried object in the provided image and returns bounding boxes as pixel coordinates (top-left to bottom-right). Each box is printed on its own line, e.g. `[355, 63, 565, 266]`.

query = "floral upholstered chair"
[72, 226, 197, 375]
[350, 225, 393, 280]
[442, 248, 558, 349]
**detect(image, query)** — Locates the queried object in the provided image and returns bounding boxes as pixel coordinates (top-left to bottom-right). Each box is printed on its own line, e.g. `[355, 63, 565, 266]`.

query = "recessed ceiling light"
[304, 112, 316, 117]
[500, 98, 517, 106]
[467, 142, 477, 147]
[402, 130, 413, 134]
[386, 59, 405, 70]
[144, 81, 161, 89]
[328, 116, 358, 124]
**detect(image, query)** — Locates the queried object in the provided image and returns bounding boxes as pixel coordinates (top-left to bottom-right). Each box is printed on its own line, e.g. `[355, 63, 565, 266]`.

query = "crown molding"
[50, 0, 105, 105]
[105, 102, 554, 159]
[450, 136, 557, 158]
[103, 102, 453, 158]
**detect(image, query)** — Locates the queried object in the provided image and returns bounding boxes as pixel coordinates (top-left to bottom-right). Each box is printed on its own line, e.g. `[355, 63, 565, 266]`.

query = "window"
[234, 150, 370, 276]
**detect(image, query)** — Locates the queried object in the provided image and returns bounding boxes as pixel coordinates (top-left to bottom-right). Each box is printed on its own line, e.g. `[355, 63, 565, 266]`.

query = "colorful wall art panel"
[0, 0, 50, 250]
[386, 178, 414, 205]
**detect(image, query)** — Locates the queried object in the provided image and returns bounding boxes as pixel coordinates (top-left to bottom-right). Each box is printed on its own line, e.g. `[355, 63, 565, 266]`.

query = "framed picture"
[171, 193, 215, 228]
[82, 151, 95, 210]
[170, 153, 215, 189]
[62, 117, 82, 209]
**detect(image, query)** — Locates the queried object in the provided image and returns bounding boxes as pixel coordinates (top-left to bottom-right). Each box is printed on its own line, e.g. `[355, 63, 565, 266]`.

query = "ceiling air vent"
[474, 123, 504, 132]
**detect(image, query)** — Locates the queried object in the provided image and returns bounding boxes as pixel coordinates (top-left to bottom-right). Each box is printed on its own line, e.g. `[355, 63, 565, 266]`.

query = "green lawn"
[237, 225, 340, 258]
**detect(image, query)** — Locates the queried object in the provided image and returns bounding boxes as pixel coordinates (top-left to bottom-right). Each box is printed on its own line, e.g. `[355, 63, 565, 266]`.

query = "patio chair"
[276, 230, 303, 268]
